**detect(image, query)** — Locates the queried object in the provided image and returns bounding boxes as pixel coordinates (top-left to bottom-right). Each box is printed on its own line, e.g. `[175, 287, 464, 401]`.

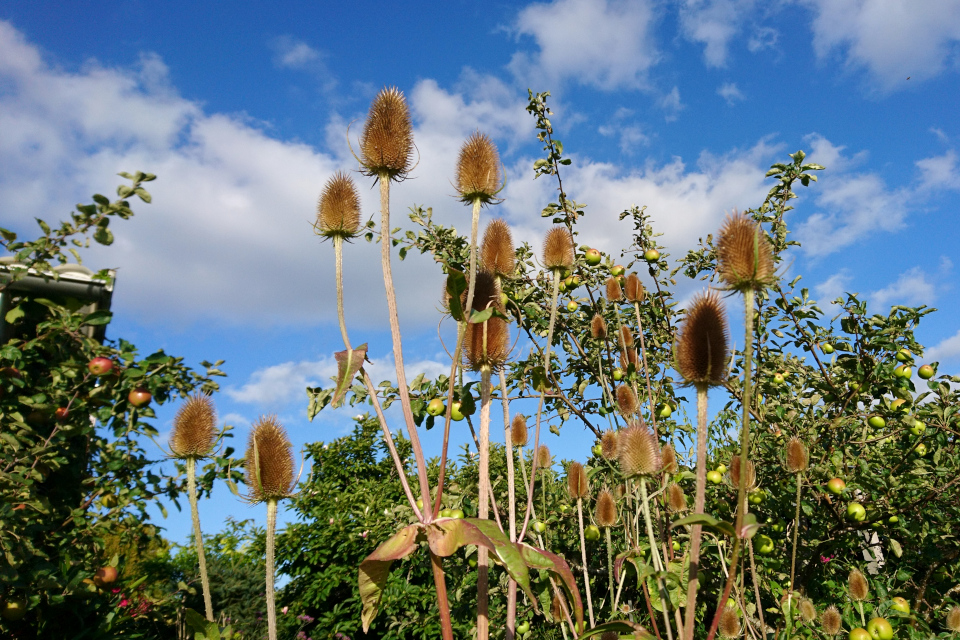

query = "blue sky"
[2, 1, 959, 547]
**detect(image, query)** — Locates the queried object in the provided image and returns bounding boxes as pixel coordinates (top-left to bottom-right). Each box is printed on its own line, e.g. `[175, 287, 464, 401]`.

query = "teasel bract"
[848, 568, 869, 602]
[590, 313, 607, 340]
[785, 437, 809, 473]
[316, 171, 362, 240]
[600, 430, 619, 460]
[480, 218, 515, 279]
[359, 87, 413, 181]
[718, 605, 742, 639]
[511, 414, 528, 448]
[784, 435, 810, 636]
[820, 605, 842, 635]
[618, 422, 661, 478]
[667, 483, 687, 512]
[661, 443, 679, 474]
[463, 272, 510, 372]
[799, 598, 817, 623]
[716, 212, 775, 293]
[947, 605, 960, 633]
[456, 132, 501, 205]
[566, 462, 589, 500]
[536, 444, 552, 470]
[543, 226, 574, 272]
[728, 456, 757, 490]
[606, 276, 623, 302]
[596, 490, 617, 528]
[616, 384, 638, 416]
[624, 273, 644, 302]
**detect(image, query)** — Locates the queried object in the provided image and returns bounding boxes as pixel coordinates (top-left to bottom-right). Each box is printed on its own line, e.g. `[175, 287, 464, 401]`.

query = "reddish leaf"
[579, 620, 655, 640]
[359, 524, 423, 632]
[332, 343, 367, 408]
[518, 542, 584, 630]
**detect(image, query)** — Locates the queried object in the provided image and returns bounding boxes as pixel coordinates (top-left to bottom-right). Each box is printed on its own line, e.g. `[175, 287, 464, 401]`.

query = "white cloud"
[659, 86, 684, 121]
[748, 26, 779, 53]
[509, 0, 659, 90]
[814, 270, 853, 313]
[677, 0, 759, 67]
[598, 109, 650, 153]
[916, 150, 960, 192]
[869, 266, 936, 310]
[803, 0, 960, 90]
[717, 82, 745, 106]
[927, 329, 960, 362]
[271, 36, 324, 70]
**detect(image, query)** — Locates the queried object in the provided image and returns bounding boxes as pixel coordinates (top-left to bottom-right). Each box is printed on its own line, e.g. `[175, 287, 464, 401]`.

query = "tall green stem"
[477, 366, 492, 640]
[576, 497, 595, 627]
[500, 369, 518, 640]
[605, 526, 615, 617]
[187, 457, 213, 621]
[265, 499, 278, 640]
[786, 471, 803, 638]
[682, 385, 709, 640]
[640, 477, 675, 640]
[633, 301, 659, 436]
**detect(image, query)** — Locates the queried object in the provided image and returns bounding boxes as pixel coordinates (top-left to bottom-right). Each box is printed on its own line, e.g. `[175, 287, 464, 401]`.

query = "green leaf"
[4, 305, 25, 324]
[93, 226, 114, 246]
[446, 270, 466, 322]
[670, 513, 736, 538]
[359, 524, 423, 632]
[133, 187, 152, 203]
[469, 307, 494, 324]
[578, 620, 654, 640]
[0, 227, 17, 242]
[518, 542, 584, 630]
[331, 344, 367, 408]
[82, 310, 113, 326]
[889, 538, 902, 558]
[183, 608, 220, 639]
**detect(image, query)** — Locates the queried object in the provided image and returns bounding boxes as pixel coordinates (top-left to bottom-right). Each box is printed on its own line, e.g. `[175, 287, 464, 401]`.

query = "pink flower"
[820, 554, 836, 564]
[282, 606, 289, 614]
[119, 599, 130, 608]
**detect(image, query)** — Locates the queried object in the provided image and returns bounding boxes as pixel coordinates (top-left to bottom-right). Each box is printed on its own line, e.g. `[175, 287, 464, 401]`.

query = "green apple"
[468, 556, 477, 568]
[756, 534, 774, 554]
[532, 521, 547, 534]
[889, 597, 909, 614]
[612, 368, 623, 381]
[643, 249, 660, 262]
[868, 416, 886, 429]
[585, 525, 601, 541]
[1, 597, 27, 621]
[890, 398, 908, 412]
[849, 628, 871, 640]
[715, 464, 727, 474]
[450, 402, 465, 422]
[913, 442, 927, 456]
[827, 478, 846, 495]
[516, 621, 531, 635]
[909, 420, 925, 436]
[847, 502, 867, 522]
[707, 470, 723, 484]
[672, 540, 681, 552]
[450, 509, 464, 519]
[770, 520, 786, 534]
[749, 489, 766, 505]
[773, 373, 785, 385]
[416, 499, 424, 510]
[866, 616, 893, 640]
[658, 404, 673, 418]
[917, 364, 934, 380]
[896, 348, 912, 362]
[610, 265, 625, 277]
[888, 515, 899, 524]
[566, 300, 578, 312]
[822, 343, 835, 354]
[584, 249, 602, 266]
[440, 508, 453, 518]
[894, 364, 911, 379]
[426, 398, 445, 416]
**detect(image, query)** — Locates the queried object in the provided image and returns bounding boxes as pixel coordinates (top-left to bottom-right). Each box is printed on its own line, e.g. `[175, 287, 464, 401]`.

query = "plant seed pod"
[590, 313, 607, 340]
[619, 325, 634, 349]
[606, 276, 623, 301]
[947, 606, 960, 633]
[785, 437, 809, 473]
[316, 172, 362, 239]
[624, 273, 644, 302]
[667, 483, 687, 512]
[551, 593, 563, 621]
[566, 461, 589, 500]
[716, 212, 775, 292]
[729, 456, 756, 490]
[596, 490, 617, 527]
[359, 87, 413, 180]
[848, 568, 869, 602]
[661, 443, 679, 474]
[480, 219, 515, 278]
[600, 430, 619, 460]
[511, 414, 528, 447]
[600, 632, 618, 640]
[456, 132, 501, 203]
[618, 422, 661, 478]
[616, 385, 638, 415]
[464, 271, 510, 371]
[799, 598, 817, 623]
[543, 226, 574, 272]
[674, 290, 729, 387]
[719, 605, 741, 639]
[536, 445, 552, 470]
[245, 416, 295, 503]
[170, 394, 217, 459]
[821, 605, 842, 635]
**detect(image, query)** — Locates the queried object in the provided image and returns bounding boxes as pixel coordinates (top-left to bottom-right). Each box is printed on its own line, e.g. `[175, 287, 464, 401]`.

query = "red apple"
[93, 566, 118, 587]
[127, 388, 152, 408]
[87, 357, 114, 376]
[826, 478, 846, 495]
[55, 407, 69, 422]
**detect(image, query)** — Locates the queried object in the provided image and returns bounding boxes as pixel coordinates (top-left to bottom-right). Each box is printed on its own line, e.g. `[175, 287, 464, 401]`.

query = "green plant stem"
[431, 550, 455, 640]
[640, 477, 675, 640]
[747, 539, 767, 639]
[334, 236, 351, 350]
[576, 497, 595, 627]
[786, 471, 803, 638]
[633, 301, 659, 436]
[605, 526, 615, 617]
[859, 601, 865, 627]
[266, 499, 278, 640]
[186, 457, 213, 621]
[478, 365, 492, 640]
[499, 369, 518, 640]
[682, 385, 709, 640]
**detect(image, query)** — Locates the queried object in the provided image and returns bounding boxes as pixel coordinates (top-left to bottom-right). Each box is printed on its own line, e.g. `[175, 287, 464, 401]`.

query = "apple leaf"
[183, 607, 221, 639]
[331, 343, 368, 408]
[517, 542, 584, 630]
[738, 513, 762, 540]
[578, 620, 655, 640]
[446, 270, 466, 321]
[359, 524, 423, 632]
[670, 513, 736, 538]
[614, 549, 655, 586]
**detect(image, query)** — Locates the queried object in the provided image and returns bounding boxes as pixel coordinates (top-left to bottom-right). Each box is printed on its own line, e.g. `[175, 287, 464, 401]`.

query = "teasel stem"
[334, 236, 351, 350]
[265, 498, 278, 640]
[576, 496, 596, 627]
[640, 477, 675, 640]
[633, 301, 659, 437]
[605, 526, 615, 615]
[747, 539, 766, 638]
[786, 471, 803, 638]
[858, 601, 866, 628]
[499, 370, 518, 640]
[477, 365, 493, 640]
[431, 550, 455, 640]
[186, 457, 213, 621]
[682, 385, 708, 640]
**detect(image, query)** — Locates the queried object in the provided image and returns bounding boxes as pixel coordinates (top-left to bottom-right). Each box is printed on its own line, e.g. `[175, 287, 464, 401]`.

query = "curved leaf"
[518, 542, 584, 630]
[332, 343, 368, 408]
[670, 513, 735, 538]
[359, 524, 423, 632]
[578, 620, 655, 640]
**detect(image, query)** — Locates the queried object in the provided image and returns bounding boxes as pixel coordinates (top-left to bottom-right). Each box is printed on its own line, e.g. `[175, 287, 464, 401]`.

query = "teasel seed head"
[620, 347, 638, 370]
[590, 313, 608, 340]
[616, 384, 638, 415]
[596, 489, 617, 527]
[245, 416, 295, 503]
[511, 414, 528, 447]
[667, 483, 687, 512]
[600, 632, 619, 640]
[566, 462, 589, 500]
[848, 568, 869, 602]
[947, 605, 960, 633]
[359, 87, 413, 180]
[480, 219, 515, 278]
[618, 422, 661, 478]
[543, 226, 574, 272]
[662, 443, 679, 474]
[785, 437, 809, 473]
[606, 276, 623, 301]
[799, 598, 817, 623]
[821, 605, 842, 635]
[674, 290, 729, 387]
[729, 456, 756, 490]
[719, 605, 742, 639]
[620, 325, 635, 349]
[716, 212, 775, 292]
[170, 393, 218, 459]
[601, 430, 619, 460]
[316, 172, 362, 239]
[456, 131, 501, 204]
[551, 593, 563, 620]
[536, 444, 552, 470]
[624, 273, 644, 302]
[463, 271, 510, 371]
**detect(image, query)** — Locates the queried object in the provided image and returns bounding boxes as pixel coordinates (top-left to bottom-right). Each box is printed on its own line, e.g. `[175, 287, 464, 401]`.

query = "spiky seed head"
[543, 226, 574, 271]
[716, 212, 775, 292]
[947, 606, 960, 632]
[463, 271, 510, 370]
[667, 483, 687, 512]
[601, 430, 619, 460]
[624, 273, 644, 302]
[536, 445, 552, 470]
[245, 416, 295, 503]
[567, 462, 589, 500]
[821, 605, 842, 635]
[596, 489, 617, 527]
[719, 605, 742, 639]
[786, 437, 809, 473]
[590, 313, 608, 340]
[616, 385, 638, 415]
[799, 598, 817, 622]
[480, 219, 515, 277]
[170, 394, 217, 459]
[316, 171, 362, 239]
[606, 276, 623, 301]
[675, 290, 729, 387]
[456, 132, 501, 203]
[359, 87, 413, 180]
[729, 456, 757, 490]
[600, 632, 619, 640]
[623, 347, 638, 369]
[620, 325, 634, 348]
[662, 443, 679, 474]
[618, 422, 661, 478]
[848, 569, 869, 602]
[551, 593, 563, 620]
[511, 414, 528, 447]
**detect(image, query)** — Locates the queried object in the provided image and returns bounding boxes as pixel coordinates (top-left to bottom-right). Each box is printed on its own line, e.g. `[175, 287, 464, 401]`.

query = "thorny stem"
[576, 497, 595, 627]
[431, 550, 455, 640]
[478, 366, 492, 640]
[683, 385, 709, 640]
[266, 499, 278, 640]
[747, 539, 767, 638]
[633, 301, 659, 437]
[641, 477, 675, 640]
[187, 457, 213, 621]
[499, 369, 518, 639]
[334, 236, 351, 350]
[605, 526, 615, 616]
[786, 472, 803, 638]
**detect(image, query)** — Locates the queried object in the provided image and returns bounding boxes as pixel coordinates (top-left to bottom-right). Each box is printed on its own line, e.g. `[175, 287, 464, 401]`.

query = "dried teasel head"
[536, 445, 552, 470]
[661, 443, 679, 474]
[716, 212, 775, 292]
[480, 219, 515, 278]
[719, 605, 742, 639]
[456, 131, 501, 204]
[511, 414, 528, 447]
[674, 290, 729, 387]
[600, 632, 619, 640]
[729, 456, 756, 490]
[947, 605, 960, 633]
[316, 171, 362, 239]
[596, 489, 617, 527]
[848, 568, 869, 602]
[543, 226, 574, 272]
[618, 422, 661, 478]
[551, 593, 563, 620]
[606, 276, 623, 301]
[359, 87, 413, 180]
[616, 385, 638, 415]
[820, 605, 842, 635]
[799, 598, 817, 623]
[620, 347, 638, 370]
[667, 483, 687, 512]
[785, 437, 809, 473]
[245, 416, 295, 503]
[601, 430, 619, 460]
[590, 313, 607, 340]
[464, 271, 509, 371]
[624, 273, 644, 302]
[619, 325, 635, 349]
[170, 394, 218, 459]
[566, 462, 589, 500]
